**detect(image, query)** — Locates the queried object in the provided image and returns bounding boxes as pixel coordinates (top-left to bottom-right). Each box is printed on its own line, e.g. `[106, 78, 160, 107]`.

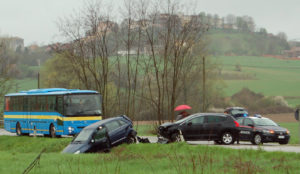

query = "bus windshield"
[64, 94, 102, 116]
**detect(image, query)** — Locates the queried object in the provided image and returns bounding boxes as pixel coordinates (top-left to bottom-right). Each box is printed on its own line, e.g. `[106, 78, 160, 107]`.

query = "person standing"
[176, 110, 190, 120]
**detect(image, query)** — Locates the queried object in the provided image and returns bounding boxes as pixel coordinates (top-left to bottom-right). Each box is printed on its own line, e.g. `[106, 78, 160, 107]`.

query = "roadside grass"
[134, 124, 158, 136]
[0, 136, 71, 153]
[280, 122, 300, 144]
[0, 138, 300, 174]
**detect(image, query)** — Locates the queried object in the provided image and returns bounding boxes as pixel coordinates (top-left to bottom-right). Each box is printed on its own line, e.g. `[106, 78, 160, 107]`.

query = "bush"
[231, 88, 293, 114]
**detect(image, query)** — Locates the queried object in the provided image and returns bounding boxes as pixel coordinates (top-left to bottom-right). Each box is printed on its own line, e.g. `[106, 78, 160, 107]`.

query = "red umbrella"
[174, 104, 192, 111]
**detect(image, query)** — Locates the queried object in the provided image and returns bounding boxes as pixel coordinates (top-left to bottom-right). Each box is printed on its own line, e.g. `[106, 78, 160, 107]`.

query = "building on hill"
[0, 36, 24, 52]
[283, 47, 300, 58]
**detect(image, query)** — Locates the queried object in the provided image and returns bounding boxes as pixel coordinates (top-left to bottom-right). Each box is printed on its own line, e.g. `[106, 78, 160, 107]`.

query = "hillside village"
[1, 12, 300, 58]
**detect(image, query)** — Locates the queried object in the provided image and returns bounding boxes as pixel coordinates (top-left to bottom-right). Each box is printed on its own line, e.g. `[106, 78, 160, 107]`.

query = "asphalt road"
[1, 129, 299, 153]
[142, 136, 300, 153]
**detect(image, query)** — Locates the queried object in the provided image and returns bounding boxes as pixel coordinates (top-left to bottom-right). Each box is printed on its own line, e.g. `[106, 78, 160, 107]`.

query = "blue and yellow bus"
[3, 88, 102, 137]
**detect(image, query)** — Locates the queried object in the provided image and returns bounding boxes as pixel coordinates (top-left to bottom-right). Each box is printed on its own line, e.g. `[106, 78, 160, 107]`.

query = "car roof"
[225, 107, 246, 110]
[191, 113, 228, 117]
[248, 116, 268, 119]
[5, 88, 99, 96]
[84, 116, 127, 129]
[239, 116, 269, 120]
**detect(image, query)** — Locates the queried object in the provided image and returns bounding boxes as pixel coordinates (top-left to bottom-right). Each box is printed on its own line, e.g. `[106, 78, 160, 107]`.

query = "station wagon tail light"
[234, 121, 239, 127]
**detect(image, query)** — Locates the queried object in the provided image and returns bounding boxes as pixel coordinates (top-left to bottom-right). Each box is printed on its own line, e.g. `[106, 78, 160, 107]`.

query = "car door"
[90, 126, 109, 152]
[203, 116, 223, 139]
[239, 118, 253, 140]
[117, 119, 130, 140]
[181, 116, 205, 140]
[105, 120, 124, 145]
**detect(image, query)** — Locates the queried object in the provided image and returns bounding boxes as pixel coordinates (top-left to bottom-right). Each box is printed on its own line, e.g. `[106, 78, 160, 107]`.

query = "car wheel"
[16, 122, 22, 136]
[49, 124, 56, 138]
[171, 133, 182, 142]
[221, 132, 234, 145]
[251, 134, 263, 145]
[127, 134, 137, 144]
[279, 140, 289, 145]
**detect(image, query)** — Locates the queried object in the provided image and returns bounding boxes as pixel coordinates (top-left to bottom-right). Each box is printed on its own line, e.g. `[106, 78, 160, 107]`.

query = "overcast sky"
[0, 0, 299, 46]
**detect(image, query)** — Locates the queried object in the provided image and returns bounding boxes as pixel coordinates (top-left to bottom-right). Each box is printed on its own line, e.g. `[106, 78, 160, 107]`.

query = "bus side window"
[48, 96, 56, 112]
[23, 97, 29, 111]
[57, 96, 63, 114]
[11, 97, 16, 111]
[5, 97, 10, 111]
[37, 96, 47, 112]
[29, 96, 37, 111]
[17, 96, 23, 111]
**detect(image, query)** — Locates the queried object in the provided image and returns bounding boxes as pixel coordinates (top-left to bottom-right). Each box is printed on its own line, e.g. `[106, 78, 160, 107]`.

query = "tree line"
[41, 0, 223, 123]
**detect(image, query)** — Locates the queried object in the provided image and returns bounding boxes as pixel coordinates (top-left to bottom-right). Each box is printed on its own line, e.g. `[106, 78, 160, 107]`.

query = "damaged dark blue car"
[62, 115, 137, 154]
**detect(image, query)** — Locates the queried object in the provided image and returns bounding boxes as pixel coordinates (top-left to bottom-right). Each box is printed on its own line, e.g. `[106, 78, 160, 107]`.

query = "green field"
[0, 136, 300, 174]
[213, 56, 300, 107]
[7, 56, 300, 109]
[280, 122, 300, 144]
[9, 78, 38, 93]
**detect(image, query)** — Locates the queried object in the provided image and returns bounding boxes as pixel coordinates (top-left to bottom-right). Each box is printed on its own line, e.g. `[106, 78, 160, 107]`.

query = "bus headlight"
[68, 126, 74, 133]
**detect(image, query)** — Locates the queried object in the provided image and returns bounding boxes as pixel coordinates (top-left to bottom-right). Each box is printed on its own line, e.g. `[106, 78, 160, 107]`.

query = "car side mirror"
[248, 124, 254, 127]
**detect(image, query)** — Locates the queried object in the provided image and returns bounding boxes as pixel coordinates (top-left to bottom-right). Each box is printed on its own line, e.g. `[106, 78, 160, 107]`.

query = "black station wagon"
[158, 113, 240, 145]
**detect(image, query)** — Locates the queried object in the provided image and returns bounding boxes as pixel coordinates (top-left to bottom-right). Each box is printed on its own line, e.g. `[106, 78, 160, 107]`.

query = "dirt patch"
[264, 113, 297, 123]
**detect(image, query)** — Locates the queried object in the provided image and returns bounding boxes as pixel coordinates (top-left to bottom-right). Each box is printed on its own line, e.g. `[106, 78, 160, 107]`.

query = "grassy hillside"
[213, 56, 300, 107]
[8, 78, 38, 93]
[9, 56, 300, 108]
[208, 29, 289, 56]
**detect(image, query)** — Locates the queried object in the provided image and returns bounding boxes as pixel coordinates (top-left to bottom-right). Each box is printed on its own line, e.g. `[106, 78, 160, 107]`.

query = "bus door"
[23, 96, 31, 133]
[28, 96, 37, 133]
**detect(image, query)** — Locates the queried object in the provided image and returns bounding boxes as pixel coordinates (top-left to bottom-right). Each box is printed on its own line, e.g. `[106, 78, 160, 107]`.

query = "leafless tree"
[0, 40, 13, 115]
[56, 0, 118, 117]
[53, 0, 216, 122]
[137, 0, 209, 123]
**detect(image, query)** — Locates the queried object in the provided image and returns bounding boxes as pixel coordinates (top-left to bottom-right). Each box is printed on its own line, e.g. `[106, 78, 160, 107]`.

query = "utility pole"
[37, 59, 40, 89]
[202, 56, 206, 112]
[295, 108, 300, 144]
[37, 73, 40, 89]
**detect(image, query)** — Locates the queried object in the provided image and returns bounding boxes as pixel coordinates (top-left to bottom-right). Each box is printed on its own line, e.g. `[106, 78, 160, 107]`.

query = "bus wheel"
[50, 124, 56, 138]
[16, 122, 22, 136]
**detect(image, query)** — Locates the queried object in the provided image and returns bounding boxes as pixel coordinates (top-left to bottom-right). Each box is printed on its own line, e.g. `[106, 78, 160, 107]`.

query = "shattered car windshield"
[73, 128, 94, 142]
[64, 94, 102, 116]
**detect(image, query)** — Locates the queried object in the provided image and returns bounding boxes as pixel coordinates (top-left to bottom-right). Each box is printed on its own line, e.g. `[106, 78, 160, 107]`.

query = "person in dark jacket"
[176, 110, 190, 120]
